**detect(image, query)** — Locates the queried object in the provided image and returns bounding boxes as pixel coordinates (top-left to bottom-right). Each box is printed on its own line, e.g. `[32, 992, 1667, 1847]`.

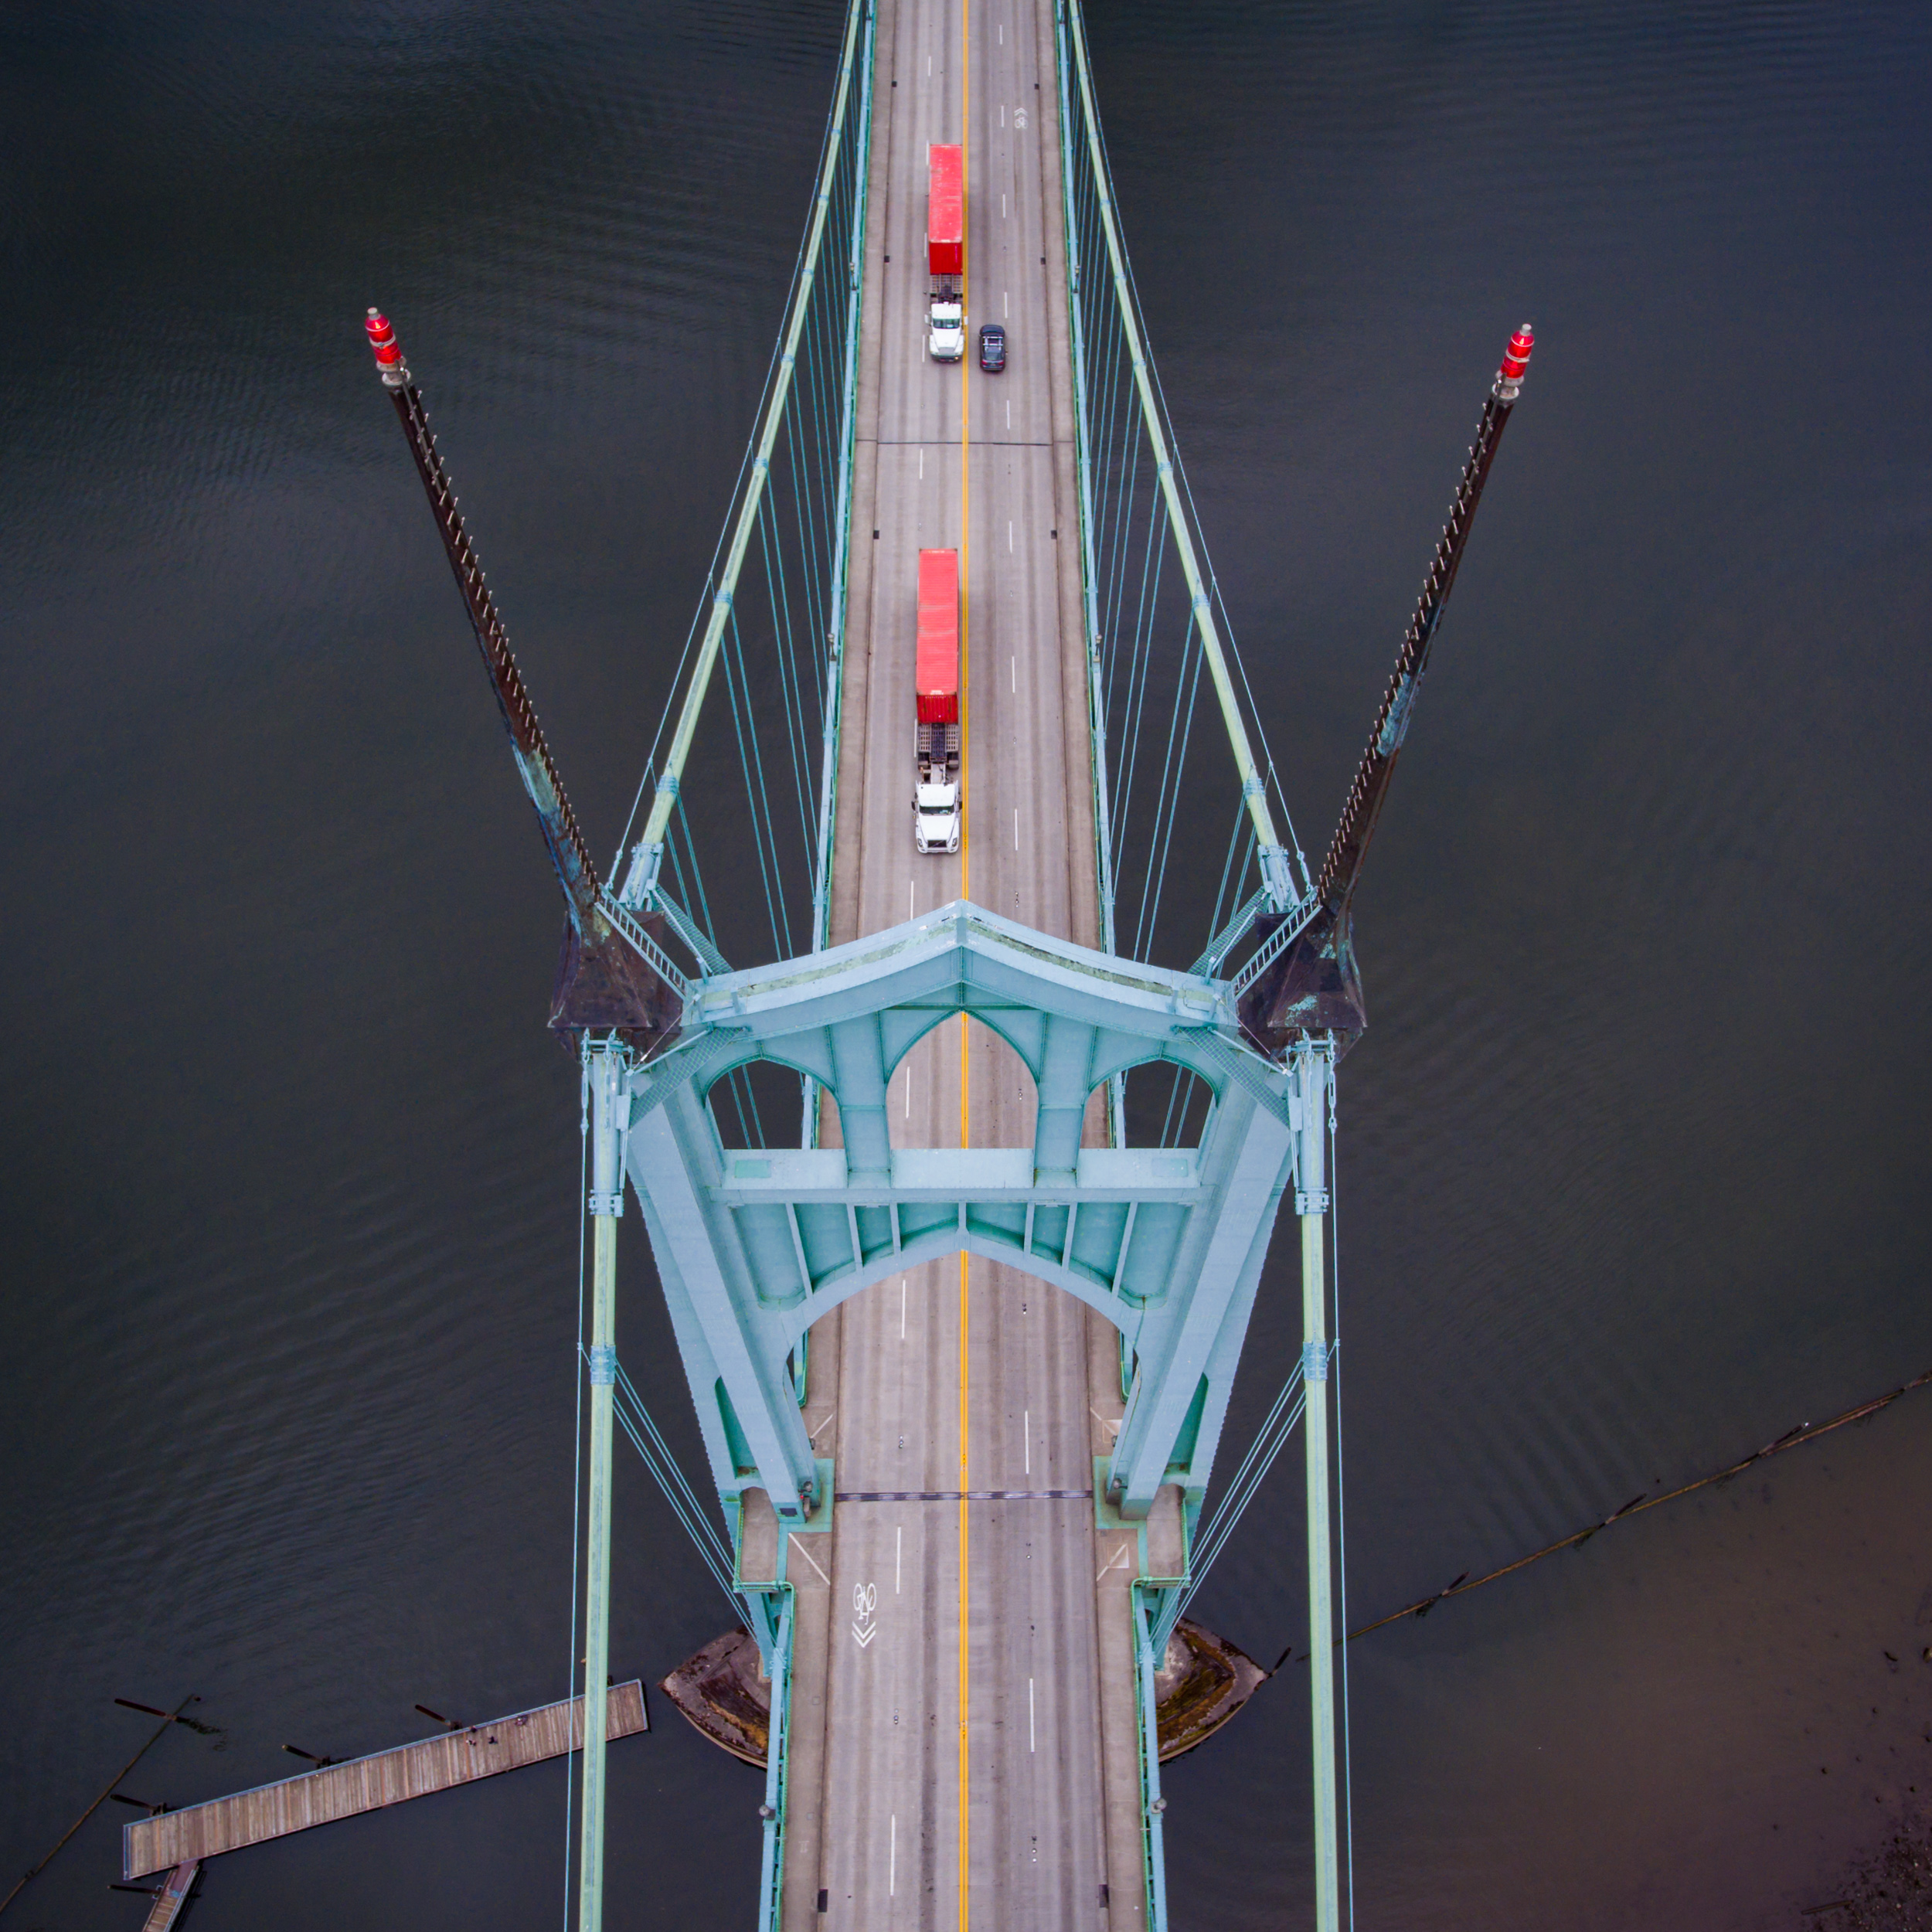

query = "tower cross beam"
[617, 901, 1313, 1528]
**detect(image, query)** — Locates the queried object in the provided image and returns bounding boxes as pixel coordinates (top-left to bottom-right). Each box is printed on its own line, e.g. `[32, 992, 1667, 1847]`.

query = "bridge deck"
[122, 1684, 646, 1880]
[778, 0, 1151, 1923]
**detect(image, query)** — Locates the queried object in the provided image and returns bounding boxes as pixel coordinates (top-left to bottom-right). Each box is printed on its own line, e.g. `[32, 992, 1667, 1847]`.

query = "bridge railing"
[750, 1587, 795, 1932]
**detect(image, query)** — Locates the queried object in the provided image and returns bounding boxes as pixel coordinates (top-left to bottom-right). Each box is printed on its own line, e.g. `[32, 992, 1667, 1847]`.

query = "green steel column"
[578, 1046, 628, 1932]
[1297, 1044, 1339, 1932]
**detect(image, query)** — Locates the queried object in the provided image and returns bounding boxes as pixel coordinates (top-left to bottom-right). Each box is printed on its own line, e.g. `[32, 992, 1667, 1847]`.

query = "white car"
[914, 781, 961, 853]
[928, 300, 964, 362]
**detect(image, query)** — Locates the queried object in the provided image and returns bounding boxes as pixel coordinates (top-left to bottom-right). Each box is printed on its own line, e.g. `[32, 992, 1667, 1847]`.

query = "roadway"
[777, 0, 1146, 1926]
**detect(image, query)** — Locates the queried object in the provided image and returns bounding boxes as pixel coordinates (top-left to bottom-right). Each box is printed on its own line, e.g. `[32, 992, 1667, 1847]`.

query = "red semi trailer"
[913, 548, 961, 853]
[927, 144, 964, 362]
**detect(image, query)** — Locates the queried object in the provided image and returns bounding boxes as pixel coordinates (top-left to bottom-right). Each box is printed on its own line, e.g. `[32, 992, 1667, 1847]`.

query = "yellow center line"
[956, 3, 972, 1927]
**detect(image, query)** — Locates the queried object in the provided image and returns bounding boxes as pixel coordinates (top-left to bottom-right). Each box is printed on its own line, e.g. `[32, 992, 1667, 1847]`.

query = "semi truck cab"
[914, 781, 961, 853]
[928, 298, 964, 361]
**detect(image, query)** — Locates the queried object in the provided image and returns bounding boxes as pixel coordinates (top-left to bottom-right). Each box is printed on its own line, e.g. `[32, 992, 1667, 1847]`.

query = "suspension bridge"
[341, 2, 1530, 1927]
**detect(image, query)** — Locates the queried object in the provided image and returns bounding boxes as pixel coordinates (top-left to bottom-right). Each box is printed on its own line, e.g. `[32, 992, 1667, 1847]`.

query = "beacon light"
[365, 308, 409, 388]
[1495, 322, 1534, 399]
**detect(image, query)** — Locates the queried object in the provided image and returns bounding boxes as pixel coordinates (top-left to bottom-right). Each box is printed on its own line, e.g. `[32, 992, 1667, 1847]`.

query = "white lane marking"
[791, 1537, 832, 1587]
[919, 447, 923, 480]
[927, 53, 931, 74]
[1097, 1543, 1131, 1583]
[1010, 655, 1015, 693]
[1007, 519, 1013, 553]
[1002, 192, 1008, 219]
[896, 1524, 903, 1594]
[890, 1814, 897, 1895]
[900, 1277, 907, 1338]
[852, 1580, 878, 1648]
[1005, 397, 1011, 429]
[1024, 1407, 1030, 1474]
[1001, 103, 1005, 127]
[1004, 289, 1009, 318]
[998, 22, 1003, 43]
[809, 1406, 838, 1441]
[1013, 808, 1019, 851]
[1029, 1677, 1036, 1753]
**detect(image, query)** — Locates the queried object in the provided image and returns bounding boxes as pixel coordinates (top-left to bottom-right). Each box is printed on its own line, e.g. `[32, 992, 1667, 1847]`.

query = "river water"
[3, 3, 1930, 1927]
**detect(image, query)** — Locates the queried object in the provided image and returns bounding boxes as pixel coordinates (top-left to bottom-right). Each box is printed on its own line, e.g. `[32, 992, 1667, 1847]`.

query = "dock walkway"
[124, 1683, 645, 1879]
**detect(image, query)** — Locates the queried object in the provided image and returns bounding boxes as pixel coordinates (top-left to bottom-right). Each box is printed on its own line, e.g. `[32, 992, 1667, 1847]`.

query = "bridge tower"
[358, 1, 1536, 1922]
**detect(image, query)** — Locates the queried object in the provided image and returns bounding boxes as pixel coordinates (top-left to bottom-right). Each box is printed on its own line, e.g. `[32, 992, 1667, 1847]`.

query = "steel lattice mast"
[1315, 328, 1536, 911]
[362, 308, 680, 1051]
[1240, 323, 1536, 1052]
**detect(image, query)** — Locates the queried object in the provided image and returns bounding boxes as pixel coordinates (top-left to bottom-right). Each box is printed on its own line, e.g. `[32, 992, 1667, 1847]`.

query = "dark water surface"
[4, 3, 1930, 1928]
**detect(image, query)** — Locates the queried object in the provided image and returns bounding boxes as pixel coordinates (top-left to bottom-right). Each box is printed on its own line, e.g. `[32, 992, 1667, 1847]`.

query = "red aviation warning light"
[365, 308, 410, 388]
[1495, 322, 1534, 400]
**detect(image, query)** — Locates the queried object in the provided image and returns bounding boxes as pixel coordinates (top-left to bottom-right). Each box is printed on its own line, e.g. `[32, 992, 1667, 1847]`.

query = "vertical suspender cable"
[1061, 0, 1294, 908]
[622, 0, 870, 907]
[810, 0, 876, 961]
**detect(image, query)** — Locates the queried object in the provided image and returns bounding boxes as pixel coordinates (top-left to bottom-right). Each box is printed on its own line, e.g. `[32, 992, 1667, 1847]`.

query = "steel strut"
[362, 309, 679, 1049]
[1315, 324, 1534, 910]
[363, 310, 599, 920]
[1239, 324, 1535, 1053]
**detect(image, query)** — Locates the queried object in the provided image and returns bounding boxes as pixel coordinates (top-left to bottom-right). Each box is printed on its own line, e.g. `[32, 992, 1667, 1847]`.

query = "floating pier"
[123, 1684, 646, 1880]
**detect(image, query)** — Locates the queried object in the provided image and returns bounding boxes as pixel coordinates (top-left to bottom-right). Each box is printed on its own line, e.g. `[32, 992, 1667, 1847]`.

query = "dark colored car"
[978, 324, 1006, 372]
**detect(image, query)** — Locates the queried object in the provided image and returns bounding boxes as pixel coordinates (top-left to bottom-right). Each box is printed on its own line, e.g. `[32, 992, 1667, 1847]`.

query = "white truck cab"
[928, 299, 964, 362]
[914, 781, 961, 854]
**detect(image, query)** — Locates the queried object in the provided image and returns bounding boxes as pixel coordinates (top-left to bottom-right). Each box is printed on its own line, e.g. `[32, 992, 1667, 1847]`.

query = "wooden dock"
[124, 1683, 646, 1879]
